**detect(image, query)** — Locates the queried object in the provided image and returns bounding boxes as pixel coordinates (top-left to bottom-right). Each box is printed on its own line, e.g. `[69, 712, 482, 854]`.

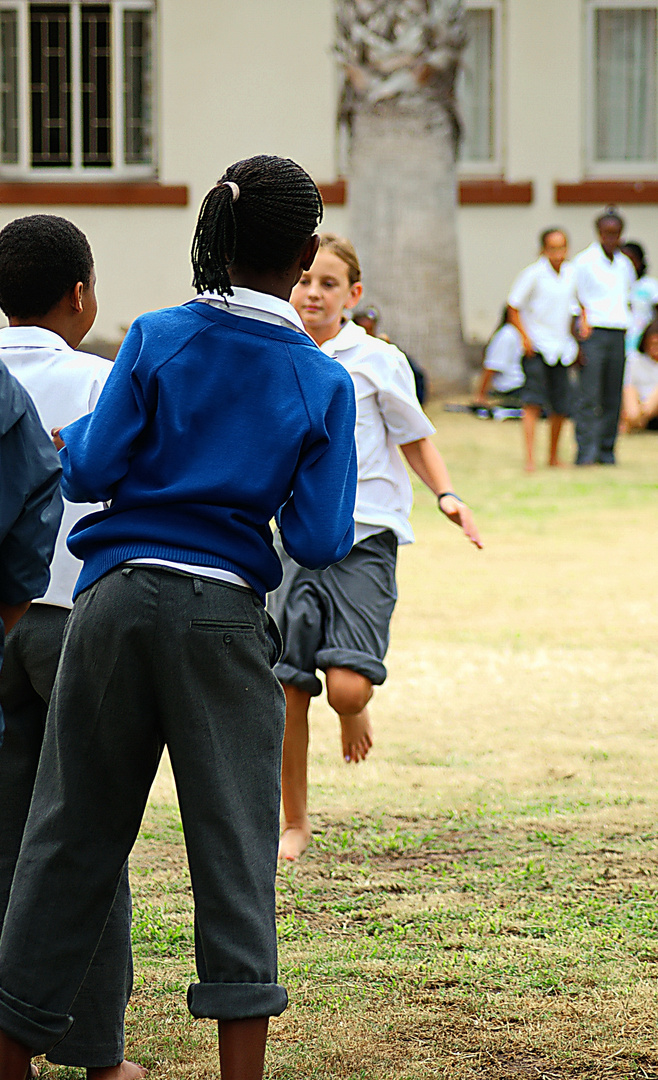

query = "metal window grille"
[30, 4, 71, 165]
[82, 4, 111, 166]
[0, 0, 154, 176]
[123, 8, 151, 164]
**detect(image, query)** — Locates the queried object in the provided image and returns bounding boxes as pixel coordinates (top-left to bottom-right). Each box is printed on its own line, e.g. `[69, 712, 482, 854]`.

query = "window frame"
[584, 0, 658, 177]
[457, 0, 503, 177]
[0, 0, 156, 180]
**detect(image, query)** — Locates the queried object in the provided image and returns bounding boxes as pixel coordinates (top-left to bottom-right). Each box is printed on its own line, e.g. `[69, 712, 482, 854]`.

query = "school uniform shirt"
[0, 326, 111, 608]
[507, 256, 578, 365]
[483, 324, 524, 392]
[572, 243, 634, 330]
[320, 320, 435, 546]
[623, 350, 658, 402]
[627, 274, 658, 354]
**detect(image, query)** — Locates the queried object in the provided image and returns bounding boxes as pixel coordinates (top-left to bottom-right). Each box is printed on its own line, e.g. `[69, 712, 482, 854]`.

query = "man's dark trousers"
[574, 327, 626, 465]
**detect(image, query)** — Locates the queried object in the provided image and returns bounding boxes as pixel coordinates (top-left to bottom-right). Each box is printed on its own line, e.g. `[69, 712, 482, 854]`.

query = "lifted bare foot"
[87, 1061, 146, 1080]
[278, 822, 312, 861]
[524, 461, 536, 472]
[340, 709, 373, 764]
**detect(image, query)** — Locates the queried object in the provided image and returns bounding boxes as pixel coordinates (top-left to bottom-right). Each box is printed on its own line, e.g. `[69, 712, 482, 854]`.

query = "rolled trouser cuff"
[273, 661, 322, 697]
[317, 647, 387, 686]
[187, 981, 288, 1020]
[0, 986, 73, 1055]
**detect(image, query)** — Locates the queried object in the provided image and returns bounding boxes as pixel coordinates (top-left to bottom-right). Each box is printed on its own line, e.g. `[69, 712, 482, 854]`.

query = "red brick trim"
[317, 177, 536, 206]
[555, 180, 658, 204]
[317, 178, 347, 205]
[458, 179, 533, 205]
[0, 182, 189, 205]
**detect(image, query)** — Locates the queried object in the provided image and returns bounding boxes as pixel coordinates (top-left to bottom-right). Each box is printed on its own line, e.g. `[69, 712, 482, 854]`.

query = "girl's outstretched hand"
[438, 495, 483, 549]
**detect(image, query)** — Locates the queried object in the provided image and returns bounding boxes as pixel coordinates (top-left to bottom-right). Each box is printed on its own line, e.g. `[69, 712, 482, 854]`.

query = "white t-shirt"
[320, 321, 435, 546]
[0, 326, 111, 608]
[627, 274, 658, 353]
[623, 350, 658, 402]
[507, 256, 578, 366]
[483, 324, 524, 392]
[573, 243, 634, 330]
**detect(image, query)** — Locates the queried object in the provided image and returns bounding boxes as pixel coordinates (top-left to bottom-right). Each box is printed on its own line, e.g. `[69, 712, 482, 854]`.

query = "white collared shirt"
[573, 243, 634, 330]
[507, 256, 578, 366]
[320, 321, 434, 546]
[483, 324, 524, 392]
[0, 325, 112, 607]
[195, 286, 309, 334]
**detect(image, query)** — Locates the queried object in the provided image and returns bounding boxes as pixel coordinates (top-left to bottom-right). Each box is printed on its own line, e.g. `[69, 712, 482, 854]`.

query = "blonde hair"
[318, 233, 361, 286]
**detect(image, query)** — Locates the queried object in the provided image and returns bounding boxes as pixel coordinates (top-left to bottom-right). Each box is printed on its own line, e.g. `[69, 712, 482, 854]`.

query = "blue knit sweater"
[61, 301, 357, 600]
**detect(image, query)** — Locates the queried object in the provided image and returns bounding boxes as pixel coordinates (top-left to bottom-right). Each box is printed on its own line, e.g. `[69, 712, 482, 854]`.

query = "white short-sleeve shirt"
[483, 324, 524, 392]
[0, 325, 112, 608]
[623, 350, 658, 401]
[573, 243, 634, 330]
[320, 321, 435, 545]
[507, 256, 578, 366]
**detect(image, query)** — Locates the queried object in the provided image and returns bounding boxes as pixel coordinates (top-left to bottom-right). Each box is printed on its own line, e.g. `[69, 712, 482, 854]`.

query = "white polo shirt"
[0, 326, 111, 608]
[507, 256, 578, 366]
[573, 243, 634, 330]
[320, 320, 435, 546]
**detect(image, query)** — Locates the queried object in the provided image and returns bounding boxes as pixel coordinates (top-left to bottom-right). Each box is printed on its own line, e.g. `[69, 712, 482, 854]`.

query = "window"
[585, 1, 658, 174]
[0, 0, 155, 178]
[457, 1, 502, 173]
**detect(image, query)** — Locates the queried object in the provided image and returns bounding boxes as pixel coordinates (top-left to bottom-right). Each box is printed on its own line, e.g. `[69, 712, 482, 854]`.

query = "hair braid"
[191, 155, 323, 296]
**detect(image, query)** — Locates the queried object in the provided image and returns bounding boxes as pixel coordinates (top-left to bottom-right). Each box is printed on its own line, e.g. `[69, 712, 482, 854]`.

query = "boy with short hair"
[0, 214, 142, 1080]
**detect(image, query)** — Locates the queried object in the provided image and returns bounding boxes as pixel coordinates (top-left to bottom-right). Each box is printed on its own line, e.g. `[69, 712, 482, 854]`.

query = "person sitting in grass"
[271, 233, 482, 864]
[621, 319, 658, 432]
[0, 156, 357, 1080]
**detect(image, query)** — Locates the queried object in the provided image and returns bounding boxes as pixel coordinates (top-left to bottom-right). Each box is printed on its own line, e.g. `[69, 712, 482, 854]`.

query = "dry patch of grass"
[39, 407, 658, 1078]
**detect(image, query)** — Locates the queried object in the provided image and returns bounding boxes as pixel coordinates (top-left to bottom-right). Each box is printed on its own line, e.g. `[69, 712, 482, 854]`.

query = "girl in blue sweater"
[0, 156, 357, 1080]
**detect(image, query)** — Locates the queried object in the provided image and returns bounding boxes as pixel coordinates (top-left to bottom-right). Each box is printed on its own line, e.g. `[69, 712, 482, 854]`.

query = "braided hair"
[191, 155, 323, 296]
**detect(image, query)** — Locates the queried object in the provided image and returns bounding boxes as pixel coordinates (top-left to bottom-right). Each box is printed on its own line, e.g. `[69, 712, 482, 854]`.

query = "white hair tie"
[222, 181, 240, 202]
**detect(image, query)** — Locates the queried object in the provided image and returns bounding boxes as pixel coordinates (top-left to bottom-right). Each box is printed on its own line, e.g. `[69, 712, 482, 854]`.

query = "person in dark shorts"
[507, 229, 580, 471]
[272, 233, 482, 864]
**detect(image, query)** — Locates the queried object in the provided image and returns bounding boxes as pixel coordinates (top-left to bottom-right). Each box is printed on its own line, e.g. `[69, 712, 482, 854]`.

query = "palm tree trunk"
[349, 102, 464, 390]
[336, 0, 467, 391]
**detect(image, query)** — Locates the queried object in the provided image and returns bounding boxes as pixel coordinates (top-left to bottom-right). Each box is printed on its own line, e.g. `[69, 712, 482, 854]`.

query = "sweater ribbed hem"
[73, 545, 268, 603]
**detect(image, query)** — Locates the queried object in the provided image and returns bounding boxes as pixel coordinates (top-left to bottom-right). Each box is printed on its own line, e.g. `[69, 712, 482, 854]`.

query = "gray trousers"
[0, 604, 132, 1067]
[574, 327, 626, 465]
[0, 567, 287, 1055]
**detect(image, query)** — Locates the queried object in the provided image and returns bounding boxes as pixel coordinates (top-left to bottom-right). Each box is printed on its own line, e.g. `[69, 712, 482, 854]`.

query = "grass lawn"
[42, 406, 658, 1078]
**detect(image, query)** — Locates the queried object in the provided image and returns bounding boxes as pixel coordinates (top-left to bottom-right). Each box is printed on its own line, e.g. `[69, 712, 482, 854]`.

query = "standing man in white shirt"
[572, 208, 634, 465]
[507, 229, 579, 471]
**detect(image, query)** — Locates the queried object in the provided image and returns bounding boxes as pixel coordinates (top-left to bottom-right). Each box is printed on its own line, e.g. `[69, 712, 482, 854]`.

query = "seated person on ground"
[621, 319, 658, 431]
[474, 306, 524, 410]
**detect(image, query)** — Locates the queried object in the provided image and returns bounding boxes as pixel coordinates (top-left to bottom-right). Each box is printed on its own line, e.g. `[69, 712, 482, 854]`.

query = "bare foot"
[524, 461, 536, 473]
[548, 459, 566, 468]
[340, 709, 373, 764]
[278, 822, 311, 862]
[87, 1062, 146, 1080]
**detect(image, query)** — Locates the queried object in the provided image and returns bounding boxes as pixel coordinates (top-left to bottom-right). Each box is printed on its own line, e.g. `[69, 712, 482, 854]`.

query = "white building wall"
[1, 0, 657, 349]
